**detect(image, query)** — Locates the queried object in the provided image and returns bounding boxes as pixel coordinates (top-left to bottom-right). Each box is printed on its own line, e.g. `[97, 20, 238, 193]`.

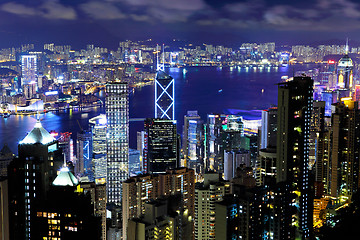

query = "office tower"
[128, 149, 141, 175]
[183, 111, 204, 176]
[33, 166, 101, 239]
[276, 76, 314, 239]
[58, 132, 73, 163]
[80, 182, 107, 240]
[155, 71, 175, 120]
[21, 55, 37, 86]
[128, 196, 189, 240]
[7, 120, 63, 239]
[337, 43, 353, 90]
[205, 114, 223, 171]
[136, 131, 146, 171]
[0, 144, 14, 177]
[260, 107, 277, 149]
[223, 150, 250, 181]
[310, 101, 328, 197]
[122, 168, 195, 240]
[106, 82, 129, 206]
[329, 98, 360, 199]
[195, 173, 230, 240]
[89, 114, 107, 183]
[76, 130, 93, 181]
[21, 55, 37, 99]
[144, 118, 178, 174]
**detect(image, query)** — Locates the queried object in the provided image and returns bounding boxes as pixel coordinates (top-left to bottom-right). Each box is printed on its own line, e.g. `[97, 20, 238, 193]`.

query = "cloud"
[80, 1, 126, 20]
[1, 1, 77, 20]
[1, 2, 37, 16]
[41, 1, 77, 20]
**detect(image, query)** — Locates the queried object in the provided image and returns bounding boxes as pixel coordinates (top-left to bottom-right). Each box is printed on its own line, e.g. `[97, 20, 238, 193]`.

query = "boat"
[3, 112, 10, 118]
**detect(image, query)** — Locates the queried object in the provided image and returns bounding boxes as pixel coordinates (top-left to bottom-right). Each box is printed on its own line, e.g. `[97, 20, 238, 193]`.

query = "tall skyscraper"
[8, 120, 63, 239]
[89, 114, 107, 183]
[260, 107, 278, 149]
[329, 98, 360, 199]
[76, 130, 93, 181]
[106, 82, 129, 206]
[21, 55, 37, 99]
[183, 111, 204, 172]
[144, 118, 178, 174]
[337, 42, 353, 90]
[155, 71, 175, 120]
[276, 76, 313, 239]
[21, 55, 37, 86]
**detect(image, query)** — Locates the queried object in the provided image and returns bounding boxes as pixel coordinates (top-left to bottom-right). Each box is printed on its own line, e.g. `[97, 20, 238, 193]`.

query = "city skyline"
[1, 0, 360, 48]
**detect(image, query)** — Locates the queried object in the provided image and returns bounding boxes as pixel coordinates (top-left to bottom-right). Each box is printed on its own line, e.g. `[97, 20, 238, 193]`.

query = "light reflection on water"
[0, 65, 317, 154]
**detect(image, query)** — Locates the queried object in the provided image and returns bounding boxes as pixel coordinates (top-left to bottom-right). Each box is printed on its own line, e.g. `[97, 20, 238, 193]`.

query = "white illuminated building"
[105, 82, 129, 206]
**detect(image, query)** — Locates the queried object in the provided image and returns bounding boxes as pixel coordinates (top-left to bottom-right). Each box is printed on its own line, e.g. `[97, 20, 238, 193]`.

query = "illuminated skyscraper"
[89, 114, 107, 183]
[337, 41, 354, 90]
[155, 71, 175, 120]
[21, 55, 37, 86]
[106, 82, 129, 206]
[276, 76, 313, 239]
[143, 118, 178, 174]
[76, 130, 93, 181]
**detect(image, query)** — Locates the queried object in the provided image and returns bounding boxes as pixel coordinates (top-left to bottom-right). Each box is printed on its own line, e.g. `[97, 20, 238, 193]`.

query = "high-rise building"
[205, 114, 223, 171]
[223, 150, 251, 181]
[144, 118, 178, 174]
[106, 82, 129, 206]
[21, 55, 37, 86]
[136, 131, 146, 172]
[8, 120, 63, 239]
[276, 76, 314, 239]
[183, 111, 204, 176]
[194, 173, 230, 240]
[76, 130, 93, 181]
[337, 45, 353, 90]
[89, 114, 107, 183]
[127, 196, 190, 240]
[155, 71, 175, 120]
[260, 107, 277, 149]
[329, 98, 360, 199]
[122, 168, 195, 240]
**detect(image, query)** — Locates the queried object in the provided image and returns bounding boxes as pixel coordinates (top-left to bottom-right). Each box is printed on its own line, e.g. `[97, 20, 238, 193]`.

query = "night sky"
[1, 0, 360, 48]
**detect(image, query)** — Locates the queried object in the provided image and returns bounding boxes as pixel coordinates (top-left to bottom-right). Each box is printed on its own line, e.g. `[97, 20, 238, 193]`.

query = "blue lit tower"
[105, 82, 129, 206]
[276, 76, 313, 239]
[155, 44, 175, 120]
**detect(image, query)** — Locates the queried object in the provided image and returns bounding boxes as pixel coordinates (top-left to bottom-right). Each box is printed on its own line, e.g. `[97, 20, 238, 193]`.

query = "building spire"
[346, 38, 349, 54]
[162, 44, 165, 71]
[156, 44, 160, 71]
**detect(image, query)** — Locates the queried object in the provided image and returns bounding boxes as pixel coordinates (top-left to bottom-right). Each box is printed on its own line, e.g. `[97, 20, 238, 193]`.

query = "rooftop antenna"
[162, 44, 165, 71]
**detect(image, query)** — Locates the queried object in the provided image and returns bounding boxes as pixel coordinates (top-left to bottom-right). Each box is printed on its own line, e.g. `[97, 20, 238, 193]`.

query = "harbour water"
[0, 65, 318, 154]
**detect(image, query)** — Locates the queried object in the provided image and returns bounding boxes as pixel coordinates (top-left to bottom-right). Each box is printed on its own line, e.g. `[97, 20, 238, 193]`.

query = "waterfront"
[0, 65, 318, 154]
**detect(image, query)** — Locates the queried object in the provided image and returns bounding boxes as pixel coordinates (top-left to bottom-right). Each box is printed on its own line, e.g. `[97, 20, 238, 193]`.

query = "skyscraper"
[155, 71, 175, 120]
[76, 130, 93, 181]
[89, 114, 107, 183]
[21, 55, 37, 99]
[21, 55, 37, 86]
[106, 82, 129, 206]
[144, 118, 178, 174]
[276, 76, 313, 239]
[8, 120, 63, 239]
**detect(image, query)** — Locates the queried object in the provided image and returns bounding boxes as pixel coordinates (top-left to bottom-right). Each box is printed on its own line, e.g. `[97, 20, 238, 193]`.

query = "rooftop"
[20, 120, 55, 145]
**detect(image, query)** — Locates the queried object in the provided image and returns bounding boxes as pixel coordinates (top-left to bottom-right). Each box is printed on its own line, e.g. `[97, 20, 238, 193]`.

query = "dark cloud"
[0, 0, 360, 47]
